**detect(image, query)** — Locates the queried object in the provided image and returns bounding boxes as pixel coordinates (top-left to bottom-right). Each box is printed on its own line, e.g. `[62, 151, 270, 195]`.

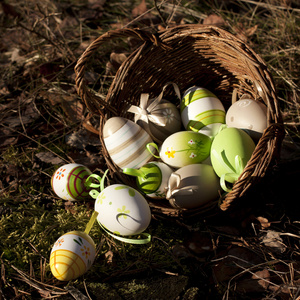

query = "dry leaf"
[132, 0, 147, 18]
[35, 151, 64, 165]
[203, 14, 225, 27]
[260, 230, 287, 253]
[41, 89, 84, 123]
[256, 216, 271, 229]
[236, 269, 270, 293]
[65, 128, 101, 150]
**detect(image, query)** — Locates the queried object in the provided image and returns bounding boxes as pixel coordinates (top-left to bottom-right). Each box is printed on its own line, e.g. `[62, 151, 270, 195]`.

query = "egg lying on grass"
[50, 231, 96, 281]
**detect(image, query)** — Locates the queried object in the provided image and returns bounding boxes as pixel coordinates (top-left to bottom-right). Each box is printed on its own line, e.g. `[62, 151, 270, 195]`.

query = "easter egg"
[94, 184, 151, 236]
[166, 164, 220, 209]
[123, 161, 174, 199]
[134, 99, 182, 144]
[181, 86, 225, 137]
[50, 231, 96, 281]
[51, 164, 92, 201]
[103, 117, 154, 169]
[226, 98, 268, 141]
[159, 131, 212, 168]
[210, 126, 256, 190]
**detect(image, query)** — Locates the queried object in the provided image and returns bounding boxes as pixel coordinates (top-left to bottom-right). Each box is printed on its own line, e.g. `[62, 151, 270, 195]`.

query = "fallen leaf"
[35, 151, 64, 165]
[236, 269, 270, 293]
[110, 52, 127, 70]
[260, 230, 287, 253]
[256, 216, 271, 229]
[211, 246, 264, 283]
[65, 128, 101, 150]
[41, 89, 84, 123]
[203, 14, 226, 27]
[132, 0, 147, 18]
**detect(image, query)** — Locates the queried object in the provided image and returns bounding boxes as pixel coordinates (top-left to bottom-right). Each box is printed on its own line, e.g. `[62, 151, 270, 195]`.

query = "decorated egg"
[166, 164, 220, 209]
[226, 98, 268, 141]
[94, 184, 151, 236]
[210, 126, 256, 191]
[50, 231, 96, 281]
[103, 117, 154, 169]
[181, 86, 225, 137]
[123, 161, 174, 199]
[51, 164, 92, 201]
[157, 131, 212, 168]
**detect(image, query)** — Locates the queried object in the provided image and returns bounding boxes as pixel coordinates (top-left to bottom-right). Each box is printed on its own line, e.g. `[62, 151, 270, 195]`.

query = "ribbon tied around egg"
[211, 150, 245, 192]
[166, 173, 194, 208]
[127, 82, 181, 144]
[85, 170, 151, 244]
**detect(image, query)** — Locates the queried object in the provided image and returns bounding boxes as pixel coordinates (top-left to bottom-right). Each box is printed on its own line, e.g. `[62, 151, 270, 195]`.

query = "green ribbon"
[211, 149, 245, 192]
[85, 169, 109, 199]
[85, 169, 151, 244]
[146, 142, 161, 159]
[98, 222, 151, 244]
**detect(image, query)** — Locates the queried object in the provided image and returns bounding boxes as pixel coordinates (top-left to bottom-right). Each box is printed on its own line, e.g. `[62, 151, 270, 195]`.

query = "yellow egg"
[50, 231, 96, 281]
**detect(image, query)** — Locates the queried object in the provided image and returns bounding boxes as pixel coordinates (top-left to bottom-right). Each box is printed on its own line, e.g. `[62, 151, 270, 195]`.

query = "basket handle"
[74, 28, 169, 117]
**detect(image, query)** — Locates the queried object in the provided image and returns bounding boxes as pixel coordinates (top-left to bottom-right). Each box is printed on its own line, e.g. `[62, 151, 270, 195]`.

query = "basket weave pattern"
[75, 25, 285, 217]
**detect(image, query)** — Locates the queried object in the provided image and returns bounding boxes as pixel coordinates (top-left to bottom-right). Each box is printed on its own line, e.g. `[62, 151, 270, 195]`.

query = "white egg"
[94, 184, 151, 236]
[51, 164, 92, 201]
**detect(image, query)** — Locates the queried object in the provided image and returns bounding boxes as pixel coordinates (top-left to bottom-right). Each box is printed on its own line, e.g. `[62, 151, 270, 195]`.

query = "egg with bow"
[51, 164, 92, 201]
[123, 161, 174, 199]
[166, 164, 220, 209]
[103, 117, 154, 169]
[94, 184, 151, 236]
[181, 86, 225, 138]
[50, 231, 96, 281]
[210, 126, 256, 191]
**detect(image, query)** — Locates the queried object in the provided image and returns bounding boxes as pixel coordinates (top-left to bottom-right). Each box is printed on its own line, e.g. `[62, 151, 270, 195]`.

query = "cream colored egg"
[166, 164, 220, 209]
[103, 117, 154, 169]
[135, 99, 182, 144]
[226, 99, 268, 141]
[50, 231, 96, 281]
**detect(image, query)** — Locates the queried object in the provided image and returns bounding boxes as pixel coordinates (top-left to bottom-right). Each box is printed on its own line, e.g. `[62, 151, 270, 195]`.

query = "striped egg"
[181, 86, 225, 138]
[51, 164, 92, 201]
[50, 231, 96, 281]
[103, 117, 154, 169]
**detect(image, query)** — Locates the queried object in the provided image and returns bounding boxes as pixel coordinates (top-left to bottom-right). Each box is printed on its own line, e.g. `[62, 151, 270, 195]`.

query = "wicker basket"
[74, 24, 285, 218]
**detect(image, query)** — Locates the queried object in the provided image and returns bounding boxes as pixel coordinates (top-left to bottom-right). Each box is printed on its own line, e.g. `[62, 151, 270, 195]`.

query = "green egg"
[210, 127, 255, 189]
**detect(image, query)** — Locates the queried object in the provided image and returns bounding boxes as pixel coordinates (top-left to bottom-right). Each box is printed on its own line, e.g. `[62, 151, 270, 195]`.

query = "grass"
[0, 0, 300, 299]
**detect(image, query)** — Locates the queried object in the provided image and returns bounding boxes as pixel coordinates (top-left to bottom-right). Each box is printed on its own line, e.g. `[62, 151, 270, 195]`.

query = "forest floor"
[1, 0, 300, 299]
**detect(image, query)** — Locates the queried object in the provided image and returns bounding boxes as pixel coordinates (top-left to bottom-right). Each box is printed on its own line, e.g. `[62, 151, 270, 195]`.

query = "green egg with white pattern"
[94, 184, 151, 236]
[181, 86, 225, 138]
